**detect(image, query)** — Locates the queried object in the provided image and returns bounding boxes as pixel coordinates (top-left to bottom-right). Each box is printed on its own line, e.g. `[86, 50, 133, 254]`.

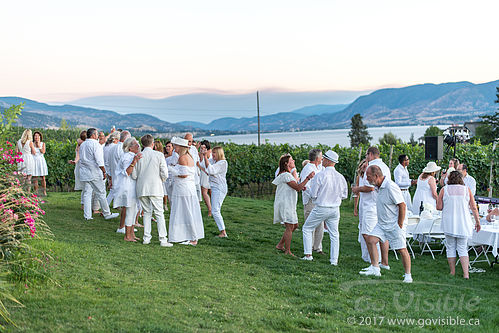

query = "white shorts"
[369, 224, 406, 250]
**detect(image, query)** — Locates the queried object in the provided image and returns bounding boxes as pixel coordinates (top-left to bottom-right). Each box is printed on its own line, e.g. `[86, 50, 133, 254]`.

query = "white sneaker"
[116, 227, 125, 234]
[361, 266, 370, 271]
[380, 264, 391, 270]
[160, 241, 173, 247]
[104, 212, 119, 220]
[403, 274, 413, 283]
[359, 265, 381, 277]
[143, 240, 151, 245]
[330, 262, 338, 266]
[84, 217, 93, 221]
[301, 256, 313, 261]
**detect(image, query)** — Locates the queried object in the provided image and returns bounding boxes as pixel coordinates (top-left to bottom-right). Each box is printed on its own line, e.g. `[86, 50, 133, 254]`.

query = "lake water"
[199, 125, 449, 146]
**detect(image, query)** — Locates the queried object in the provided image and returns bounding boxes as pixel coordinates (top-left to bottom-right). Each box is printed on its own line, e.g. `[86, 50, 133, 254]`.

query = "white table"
[471, 225, 499, 268]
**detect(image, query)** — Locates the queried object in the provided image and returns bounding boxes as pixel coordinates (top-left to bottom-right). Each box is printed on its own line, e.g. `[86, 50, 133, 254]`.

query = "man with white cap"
[301, 150, 348, 265]
[299, 149, 325, 254]
[393, 154, 416, 208]
[361, 165, 412, 283]
[132, 134, 172, 247]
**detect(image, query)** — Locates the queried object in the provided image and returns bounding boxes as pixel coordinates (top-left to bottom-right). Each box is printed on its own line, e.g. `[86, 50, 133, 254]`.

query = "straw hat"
[423, 161, 441, 173]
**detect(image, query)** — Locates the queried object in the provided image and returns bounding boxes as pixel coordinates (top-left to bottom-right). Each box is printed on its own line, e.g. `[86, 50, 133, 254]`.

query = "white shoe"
[361, 266, 370, 271]
[359, 265, 381, 277]
[160, 241, 173, 247]
[330, 262, 338, 266]
[403, 274, 413, 283]
[143, 240, 151, 245]
[104, 212, 119, 220]
[116, 227, 125, 234]
[380, 264, 391, 270]
[84, 217, 93, 221]
[301, 256, 313, 261]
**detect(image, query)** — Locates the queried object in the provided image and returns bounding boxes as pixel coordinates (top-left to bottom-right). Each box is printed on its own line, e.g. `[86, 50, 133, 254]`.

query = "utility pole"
[257, 91, 260, 146]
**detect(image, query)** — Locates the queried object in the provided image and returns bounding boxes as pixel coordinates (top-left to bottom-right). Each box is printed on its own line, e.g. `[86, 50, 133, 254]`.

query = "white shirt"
[108, 142, 124, 179]
[206, 159, 228, 191]
[79, 138, 104, 182]
[393, 164, 411, 190]
[189, 145, 200, 184]
[463, 174, 476, 196]
[103, 143, 116, 175]
[361, 158, 392, 208]
[300, 162, 324, 204]
[376, 177, 405, 230]
[310, 166, 347, 207]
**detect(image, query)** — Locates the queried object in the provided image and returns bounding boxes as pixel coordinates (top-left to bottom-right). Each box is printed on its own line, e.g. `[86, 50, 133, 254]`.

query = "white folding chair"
[429, 218, 446, 256]
[404, 217, 420, 259]
[414, 218, 443, 259]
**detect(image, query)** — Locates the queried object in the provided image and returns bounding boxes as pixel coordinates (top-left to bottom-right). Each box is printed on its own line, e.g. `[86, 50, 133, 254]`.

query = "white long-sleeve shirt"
[79, 138, 104, 182]
[310, 166, 348, 207]
[463, 174, 476, 196]
[299, 162, 324, 205]
[206, 159, 228, 191]
[393, 164, 411, 190]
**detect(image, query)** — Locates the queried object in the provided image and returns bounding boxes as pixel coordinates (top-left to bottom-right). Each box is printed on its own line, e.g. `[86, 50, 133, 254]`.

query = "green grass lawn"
[6, 192, 499, 332]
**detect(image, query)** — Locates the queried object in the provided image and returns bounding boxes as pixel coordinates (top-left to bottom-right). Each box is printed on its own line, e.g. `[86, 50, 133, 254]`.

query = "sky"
[1, 0, 498, 102]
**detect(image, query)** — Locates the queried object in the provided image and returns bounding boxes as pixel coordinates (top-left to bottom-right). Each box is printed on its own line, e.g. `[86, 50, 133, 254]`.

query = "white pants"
[81, 184, 100, 211]
[401, 190, 412, 209]
[211, 187, 227, 231]
[139, 196, 167, 243]
[445, 235, 468, 258]
[107, 181, 117, 206]
[304, 200, 324, 251]
[125, 200, 138, 227]
[303, 206, 340, 264]
[82, 178, 110, 219]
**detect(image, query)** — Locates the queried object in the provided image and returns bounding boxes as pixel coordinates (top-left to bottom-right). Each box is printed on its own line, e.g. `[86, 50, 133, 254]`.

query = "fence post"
[489, 141, 496, 198]
[388, 145, 394, 169]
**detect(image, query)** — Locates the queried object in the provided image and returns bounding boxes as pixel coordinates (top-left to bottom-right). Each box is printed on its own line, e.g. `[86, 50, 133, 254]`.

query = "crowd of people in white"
[16, 127, 490, 282]
[68, 128, 228, 246]
[274, 146, 484, 283]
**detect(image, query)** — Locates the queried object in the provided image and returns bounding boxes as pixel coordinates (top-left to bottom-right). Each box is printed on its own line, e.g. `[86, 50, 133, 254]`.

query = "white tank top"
[442, 185, 473, 238]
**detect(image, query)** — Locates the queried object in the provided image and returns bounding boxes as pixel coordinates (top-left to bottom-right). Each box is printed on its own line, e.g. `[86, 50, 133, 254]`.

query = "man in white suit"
[132, 134, 172, 247]
[79, 128, 119, 221]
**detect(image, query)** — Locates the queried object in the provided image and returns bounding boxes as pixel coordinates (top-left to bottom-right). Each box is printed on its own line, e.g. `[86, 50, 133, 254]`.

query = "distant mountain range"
[69, 91, 365, 123]
[1, 80, 498, 134]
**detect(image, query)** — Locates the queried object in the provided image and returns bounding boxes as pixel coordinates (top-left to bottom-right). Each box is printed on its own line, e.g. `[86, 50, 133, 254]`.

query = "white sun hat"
[171, 136, 189, 147]
[422, 161, 441, 173]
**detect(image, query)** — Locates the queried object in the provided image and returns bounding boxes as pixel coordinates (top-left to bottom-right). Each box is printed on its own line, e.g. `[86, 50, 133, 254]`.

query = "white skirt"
[200, 170, 210, 189]
[17, 154, 34, 175]
[32, 154, 48, 177]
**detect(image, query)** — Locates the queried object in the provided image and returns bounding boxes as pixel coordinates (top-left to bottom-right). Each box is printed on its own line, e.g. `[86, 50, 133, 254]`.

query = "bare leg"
[124, 226, 136, 242]
[366, 236, 380, 267]
[447, 257, 457, 276]
[283, 223, 296, 256]
[398, 248, 411, 274]
[276, 228, 285, 251]
[33, 177, 39, 193]
[41, 176, 47, 195]
[459, 256, 470, 279]
[202, 187, 212, 216]
[119, 207, 126, 229]
[380, 240, 389, 266]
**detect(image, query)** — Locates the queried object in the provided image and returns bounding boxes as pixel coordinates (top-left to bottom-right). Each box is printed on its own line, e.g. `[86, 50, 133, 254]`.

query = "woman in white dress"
[439, 158, 460, 186]
[114, 137, 142, 242]
[32, 131, 48, 196]
[162, 141, 174, 210]
[273, 154, 314, 256]
[16, 129, 35, 184]
[197, 140, 212, 216]
[437, 171, 480, 279]
[200, 146, 228, 238]
[411, 162, 440, 215]
[168, 138, 204, 245]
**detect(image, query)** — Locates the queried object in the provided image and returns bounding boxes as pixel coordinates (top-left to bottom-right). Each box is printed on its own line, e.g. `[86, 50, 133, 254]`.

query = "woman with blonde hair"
[200, 146, 229, 238]
[412, 161, 440, 215]
[16, 129, 36, 184]
[32, 131, 48, 196]
[114, 137, 141, 242]
[354, 159, 373, 263]
[168, 137, 204, 245]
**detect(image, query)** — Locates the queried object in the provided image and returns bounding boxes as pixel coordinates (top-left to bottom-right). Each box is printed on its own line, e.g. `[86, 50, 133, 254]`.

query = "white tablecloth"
[471, 225, 499, 257]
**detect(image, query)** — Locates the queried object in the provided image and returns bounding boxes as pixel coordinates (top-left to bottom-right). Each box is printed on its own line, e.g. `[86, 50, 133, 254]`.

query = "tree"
[0, 103, 23, 142]
[60, 118, 70, 130]
[348, 114, 371, 147]
[476, 87, 499, 142]
[379, 132, 401, 145]
[424, 125, 443, 137]
[408, 132, 417, 146]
